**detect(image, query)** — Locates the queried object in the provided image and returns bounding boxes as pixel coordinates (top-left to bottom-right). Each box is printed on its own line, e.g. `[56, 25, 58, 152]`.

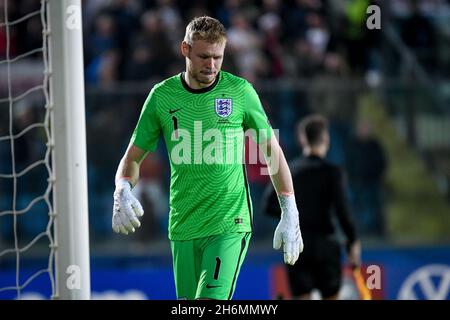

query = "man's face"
[182, 39, 225, 87]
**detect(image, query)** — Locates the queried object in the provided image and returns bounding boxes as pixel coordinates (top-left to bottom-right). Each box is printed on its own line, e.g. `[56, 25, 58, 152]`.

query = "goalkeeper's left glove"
[273, 193, 304, 265]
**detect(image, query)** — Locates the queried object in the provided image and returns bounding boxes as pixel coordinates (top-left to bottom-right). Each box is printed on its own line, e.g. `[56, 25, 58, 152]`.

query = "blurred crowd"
[80, 0, 449, 85]
[1, 0, 449, 245]
[82, 0, 380, 86]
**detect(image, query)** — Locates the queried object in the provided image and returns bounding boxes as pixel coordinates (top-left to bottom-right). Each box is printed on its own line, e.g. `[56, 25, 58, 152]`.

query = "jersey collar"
[180, 71, 220, 94]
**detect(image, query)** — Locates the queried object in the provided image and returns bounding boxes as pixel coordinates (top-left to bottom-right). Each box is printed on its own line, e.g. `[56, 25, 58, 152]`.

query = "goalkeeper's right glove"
[112, 178, 144, 235]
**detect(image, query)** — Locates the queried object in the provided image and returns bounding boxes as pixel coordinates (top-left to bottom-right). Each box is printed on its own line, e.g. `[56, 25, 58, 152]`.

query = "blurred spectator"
[216, 0, 242, 28]
[340, 0, 373, 75]
[83, 0, 111, 34]
[85, 50, 120, 85]
[0, 1, 18, 59]
[346, 118, 387, 237]
[305, 13, 330, 58]
[217, 0, 260, 28]
[400, 0, 437, 73]
[258, 12, 285, 78]
[285, 0, 325, 40]
[127, 10, 177, 80]
[155, 0, 183, 52]
[227, 12, 267, 82]
[291, 37, 322, 78]
[308, 52, 356, 121]
[124, 44, 156, 81]
[87, 13, 118, 62]
[102, 0, 141, 77]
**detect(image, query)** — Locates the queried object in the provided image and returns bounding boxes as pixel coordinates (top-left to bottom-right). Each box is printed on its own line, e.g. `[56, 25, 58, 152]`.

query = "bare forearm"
[115, 144, 148, 187]
[263, 136, 294, 195]
[115, 157, 140, 187]
[268, 151, 294, 195]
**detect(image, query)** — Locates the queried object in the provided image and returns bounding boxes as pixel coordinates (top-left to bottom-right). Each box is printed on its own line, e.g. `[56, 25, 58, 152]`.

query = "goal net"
[0, 0, 90, 300]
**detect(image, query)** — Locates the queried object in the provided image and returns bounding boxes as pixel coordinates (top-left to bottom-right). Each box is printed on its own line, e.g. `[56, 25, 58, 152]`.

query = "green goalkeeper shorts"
[170, 232, 251, 300]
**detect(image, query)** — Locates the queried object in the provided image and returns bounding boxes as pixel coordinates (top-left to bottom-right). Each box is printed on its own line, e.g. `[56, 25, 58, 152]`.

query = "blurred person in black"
[346, 118, 387, 237]
[263, 114, 360, 299]
[401, 0, 437, 74]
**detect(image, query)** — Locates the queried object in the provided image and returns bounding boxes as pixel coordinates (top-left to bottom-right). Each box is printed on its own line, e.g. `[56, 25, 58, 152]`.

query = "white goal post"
[48, 0, 90, 300]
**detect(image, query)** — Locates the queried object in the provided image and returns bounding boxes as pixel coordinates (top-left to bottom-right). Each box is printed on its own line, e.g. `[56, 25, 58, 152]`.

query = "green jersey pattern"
[131, 71, 272, 240]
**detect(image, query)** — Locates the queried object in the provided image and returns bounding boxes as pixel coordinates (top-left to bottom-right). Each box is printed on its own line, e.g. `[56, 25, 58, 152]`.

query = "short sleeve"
[243, 81, 273, 144]
[130, 88, 161, 152]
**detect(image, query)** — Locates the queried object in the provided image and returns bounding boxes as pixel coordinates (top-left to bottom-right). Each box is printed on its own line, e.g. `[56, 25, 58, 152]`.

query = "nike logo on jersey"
[206, 284, 221, 289]
[169, 108, 182, 114]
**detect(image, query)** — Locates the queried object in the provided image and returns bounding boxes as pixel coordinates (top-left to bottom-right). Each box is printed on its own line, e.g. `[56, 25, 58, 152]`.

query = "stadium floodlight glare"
[0, 0, 90, 300]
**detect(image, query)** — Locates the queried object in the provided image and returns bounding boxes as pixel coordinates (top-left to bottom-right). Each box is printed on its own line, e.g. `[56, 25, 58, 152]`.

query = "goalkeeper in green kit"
[112, 16, 303, 300]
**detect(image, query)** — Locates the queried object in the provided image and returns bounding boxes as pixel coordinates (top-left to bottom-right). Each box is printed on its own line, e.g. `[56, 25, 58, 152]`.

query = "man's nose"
[206, 58, 214, 69]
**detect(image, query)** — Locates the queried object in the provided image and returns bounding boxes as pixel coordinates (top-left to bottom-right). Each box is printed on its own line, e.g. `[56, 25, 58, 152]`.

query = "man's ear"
[299, 133, 307, 148]
[181, 41, 190, 58]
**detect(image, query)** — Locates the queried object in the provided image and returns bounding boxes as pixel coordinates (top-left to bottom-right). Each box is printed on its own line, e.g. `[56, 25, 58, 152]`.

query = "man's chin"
[198, 74, 216, 85]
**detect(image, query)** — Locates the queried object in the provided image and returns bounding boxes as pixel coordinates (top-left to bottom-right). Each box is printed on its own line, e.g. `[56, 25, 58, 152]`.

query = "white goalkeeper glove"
[273, 193, 304, 265]
[112, 178, 144, 235]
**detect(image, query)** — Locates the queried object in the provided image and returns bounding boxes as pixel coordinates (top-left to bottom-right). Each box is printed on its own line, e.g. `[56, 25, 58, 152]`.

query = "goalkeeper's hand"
[273, 193, 304, 265]
[112, 178, 144, 235]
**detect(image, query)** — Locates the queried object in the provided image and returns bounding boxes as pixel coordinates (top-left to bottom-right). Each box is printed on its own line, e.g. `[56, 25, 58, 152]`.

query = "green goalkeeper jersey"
[131, 71, 273, 240]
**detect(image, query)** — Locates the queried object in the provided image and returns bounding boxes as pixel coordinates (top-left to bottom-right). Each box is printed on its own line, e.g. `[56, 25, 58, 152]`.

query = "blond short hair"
[184, 16, 226, 45]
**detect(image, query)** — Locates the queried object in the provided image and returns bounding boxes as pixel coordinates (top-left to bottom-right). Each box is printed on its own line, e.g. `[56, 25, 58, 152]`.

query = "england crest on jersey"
[215, 98, 233, 118]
